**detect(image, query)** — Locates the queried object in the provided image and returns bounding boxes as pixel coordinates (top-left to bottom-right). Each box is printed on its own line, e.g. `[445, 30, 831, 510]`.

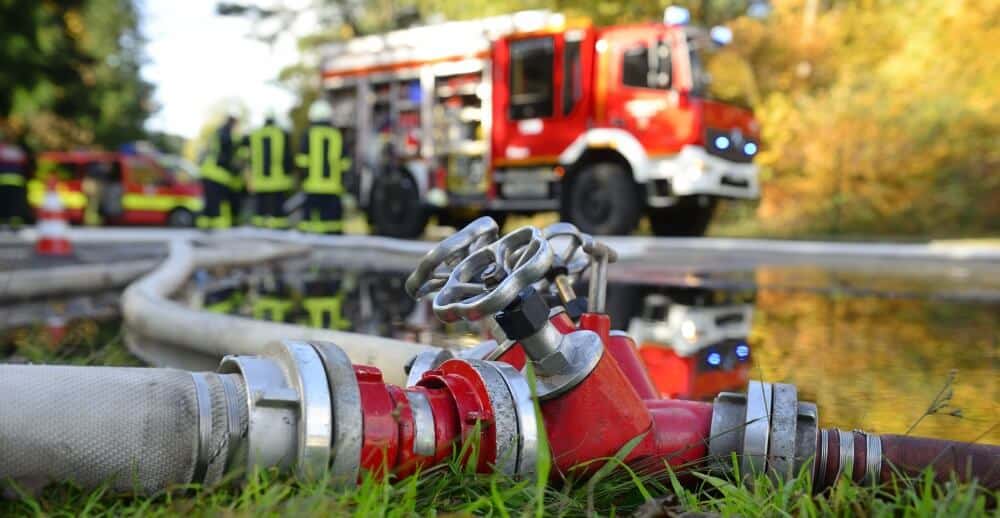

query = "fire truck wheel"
[369, 169, 428, 239]
[561, 162, 640, 235]
[167, 208, 196, 228]
[648, 196, 717, 236]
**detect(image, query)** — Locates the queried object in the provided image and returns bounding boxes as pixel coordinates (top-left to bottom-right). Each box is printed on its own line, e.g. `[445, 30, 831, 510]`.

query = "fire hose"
[1, 219, 997, 496]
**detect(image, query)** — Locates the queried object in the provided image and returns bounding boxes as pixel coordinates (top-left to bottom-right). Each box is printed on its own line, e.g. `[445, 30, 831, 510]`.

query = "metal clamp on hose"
[861, 430, 883, 486]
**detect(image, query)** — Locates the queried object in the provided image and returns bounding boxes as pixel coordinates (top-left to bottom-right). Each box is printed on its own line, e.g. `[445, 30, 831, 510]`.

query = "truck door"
[602, 27, 693, 156]
[492, 29, 593, 201]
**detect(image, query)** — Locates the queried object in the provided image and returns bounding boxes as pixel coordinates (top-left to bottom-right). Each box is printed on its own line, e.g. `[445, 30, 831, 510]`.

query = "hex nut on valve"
[495, 287, 550, 342]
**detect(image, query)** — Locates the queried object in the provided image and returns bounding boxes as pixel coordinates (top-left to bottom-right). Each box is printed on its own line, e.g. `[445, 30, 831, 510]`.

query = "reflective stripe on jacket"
[249, 125, 293, 193]
[298, 124, 351, 195]
[200, 124, 238, 186]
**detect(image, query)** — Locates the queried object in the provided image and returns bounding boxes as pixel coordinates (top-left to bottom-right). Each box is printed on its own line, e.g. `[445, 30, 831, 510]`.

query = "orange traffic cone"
[35, 179, 74, 257]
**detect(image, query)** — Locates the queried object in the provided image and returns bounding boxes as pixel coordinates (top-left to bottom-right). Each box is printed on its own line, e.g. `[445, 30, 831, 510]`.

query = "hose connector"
[708, 381, 819, 484]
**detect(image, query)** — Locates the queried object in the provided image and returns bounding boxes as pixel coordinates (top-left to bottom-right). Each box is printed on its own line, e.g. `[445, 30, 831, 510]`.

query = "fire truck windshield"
[686, 32, 756, 108]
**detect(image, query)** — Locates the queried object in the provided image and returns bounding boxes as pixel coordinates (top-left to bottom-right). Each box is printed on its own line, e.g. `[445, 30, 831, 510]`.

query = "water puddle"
[183, 257, 998, 444]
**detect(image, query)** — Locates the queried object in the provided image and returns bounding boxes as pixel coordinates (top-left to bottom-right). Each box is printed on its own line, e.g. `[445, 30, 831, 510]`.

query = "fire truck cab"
[321, 8, 759, 237]
[29, 150, 203, 227]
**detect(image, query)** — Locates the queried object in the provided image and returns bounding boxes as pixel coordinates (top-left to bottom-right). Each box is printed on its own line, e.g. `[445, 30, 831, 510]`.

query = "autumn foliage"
[723, 0, 999, 236]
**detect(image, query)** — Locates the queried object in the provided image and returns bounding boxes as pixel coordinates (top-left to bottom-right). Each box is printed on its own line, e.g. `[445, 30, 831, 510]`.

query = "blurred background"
[1, 0, 997, 238]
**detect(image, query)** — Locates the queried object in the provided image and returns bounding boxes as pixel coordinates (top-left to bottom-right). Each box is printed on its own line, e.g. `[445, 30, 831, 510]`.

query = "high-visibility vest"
[201, 128, 237, 186]
[249, 125, 293, 193]
[0, 144, 27, 187]
[297, 124, 351, 195]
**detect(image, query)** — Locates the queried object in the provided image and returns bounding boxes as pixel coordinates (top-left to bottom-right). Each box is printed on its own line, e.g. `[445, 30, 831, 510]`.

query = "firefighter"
[198, 113, 241, 229]
[251, 267, 295, 323]
[300, 269, 353, 331]
[204, 281, 243, 315]
[0, 135, 28, 230]
[248, 113, 294, 229]
[296, 100, 351, 234]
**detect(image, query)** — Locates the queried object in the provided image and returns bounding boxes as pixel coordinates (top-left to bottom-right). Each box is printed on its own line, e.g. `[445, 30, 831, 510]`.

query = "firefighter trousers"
[252, 191, 289, 229]
[298, 193, 343, 234]
[0, 185, 28, 228]
[198, 179, 233, 229]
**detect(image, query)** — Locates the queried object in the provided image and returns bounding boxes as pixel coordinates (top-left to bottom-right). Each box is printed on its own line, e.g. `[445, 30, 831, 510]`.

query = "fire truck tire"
[648, 196, 717, 236]
[167, 208, 196, 228]
[561, 162, 640, 236]
[369, 169, 428, 239]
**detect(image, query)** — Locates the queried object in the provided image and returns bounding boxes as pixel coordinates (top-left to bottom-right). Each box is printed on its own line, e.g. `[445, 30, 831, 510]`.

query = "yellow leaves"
[63, 10, 85, 40]
[745, 0, 999, 235]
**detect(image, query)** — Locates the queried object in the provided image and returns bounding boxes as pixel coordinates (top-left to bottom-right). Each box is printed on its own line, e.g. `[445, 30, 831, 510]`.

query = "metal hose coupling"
[708, 381, 820, 484]
[223, 340, 539, 486]
[707, 381, 1000, 490]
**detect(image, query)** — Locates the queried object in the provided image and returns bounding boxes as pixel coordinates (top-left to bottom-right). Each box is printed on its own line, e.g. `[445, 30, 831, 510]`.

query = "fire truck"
[320, 7, 759, 237]
[28, 150, 203, 227]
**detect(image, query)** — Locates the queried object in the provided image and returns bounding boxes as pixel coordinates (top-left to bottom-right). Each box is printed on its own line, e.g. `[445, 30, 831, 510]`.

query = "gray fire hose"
[123, 240, 438, 385]
[0, 365, 247, 494]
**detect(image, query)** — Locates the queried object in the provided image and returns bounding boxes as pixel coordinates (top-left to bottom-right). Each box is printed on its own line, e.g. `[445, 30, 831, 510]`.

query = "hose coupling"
[708, 381, 819, 484]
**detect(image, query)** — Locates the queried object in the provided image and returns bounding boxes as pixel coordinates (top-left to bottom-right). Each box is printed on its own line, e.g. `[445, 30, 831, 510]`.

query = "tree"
[0, 0, 153, 151]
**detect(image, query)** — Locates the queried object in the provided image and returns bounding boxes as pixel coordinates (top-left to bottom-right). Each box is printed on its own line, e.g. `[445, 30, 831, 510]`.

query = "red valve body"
[496, 311, 660, 400]
[354, 307, 715, 482]
[578, 313, 660, 400]
[538, 342, 713, 474]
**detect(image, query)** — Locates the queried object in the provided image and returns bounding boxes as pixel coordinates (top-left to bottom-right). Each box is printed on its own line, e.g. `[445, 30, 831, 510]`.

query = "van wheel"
[167, 208, 195, 228]
[648, 196, 717, 236]
[369, 169, 428, 238]
[561, 162, 640, 235]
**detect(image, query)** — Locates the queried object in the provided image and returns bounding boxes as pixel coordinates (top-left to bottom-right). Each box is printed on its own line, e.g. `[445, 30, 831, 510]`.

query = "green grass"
[1, 327, 997, 517]
[2, 457, 994, 517]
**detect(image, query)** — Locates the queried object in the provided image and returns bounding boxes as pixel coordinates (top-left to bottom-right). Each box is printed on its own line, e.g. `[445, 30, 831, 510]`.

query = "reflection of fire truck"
[29, 150, 202, 227]
[623, 285, 755, 400]
[320, 7, 759, 237]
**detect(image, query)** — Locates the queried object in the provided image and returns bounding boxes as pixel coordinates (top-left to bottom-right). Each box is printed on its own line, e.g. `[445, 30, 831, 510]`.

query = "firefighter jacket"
[0, 143, 27, 187]
[249, 123, 294, 193]
[296, 122, 352, 195]
[200, 122, 240, 188]
[301, 277, 352, 330]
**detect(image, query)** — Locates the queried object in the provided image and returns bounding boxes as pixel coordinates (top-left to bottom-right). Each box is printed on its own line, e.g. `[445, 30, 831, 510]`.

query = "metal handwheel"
[405, 216, 499, 300]
[533, 222, 594, 296]
[433, 226, 553, 323]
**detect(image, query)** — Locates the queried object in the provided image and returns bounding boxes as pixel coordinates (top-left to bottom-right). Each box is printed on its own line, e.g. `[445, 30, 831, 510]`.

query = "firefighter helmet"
[308, 100, 333, 122]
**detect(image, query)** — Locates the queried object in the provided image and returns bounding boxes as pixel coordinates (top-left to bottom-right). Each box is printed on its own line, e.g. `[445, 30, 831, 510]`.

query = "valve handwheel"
[434, 227, 553, 323]
[533, 222, 594, 297]
[405, 216, 499, 300]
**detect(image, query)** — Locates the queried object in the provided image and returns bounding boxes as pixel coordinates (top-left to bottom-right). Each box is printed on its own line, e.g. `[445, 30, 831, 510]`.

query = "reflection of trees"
[751, 270, 999, 443]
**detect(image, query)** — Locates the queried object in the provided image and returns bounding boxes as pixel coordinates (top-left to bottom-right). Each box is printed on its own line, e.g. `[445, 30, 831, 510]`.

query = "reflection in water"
[612, 285, 755, 400]
[191, 262, 999, 444]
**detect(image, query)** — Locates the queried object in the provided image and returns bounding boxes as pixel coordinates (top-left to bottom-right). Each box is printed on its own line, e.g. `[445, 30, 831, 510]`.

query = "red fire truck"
[320, 8, 759, 237]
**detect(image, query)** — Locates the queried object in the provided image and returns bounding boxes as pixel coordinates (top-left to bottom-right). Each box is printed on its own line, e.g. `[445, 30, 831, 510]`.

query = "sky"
[141, 0, 317, 139]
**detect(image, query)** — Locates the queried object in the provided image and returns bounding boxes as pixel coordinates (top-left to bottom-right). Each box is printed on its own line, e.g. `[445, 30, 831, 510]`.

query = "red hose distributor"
[299, 342, 538, 485]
